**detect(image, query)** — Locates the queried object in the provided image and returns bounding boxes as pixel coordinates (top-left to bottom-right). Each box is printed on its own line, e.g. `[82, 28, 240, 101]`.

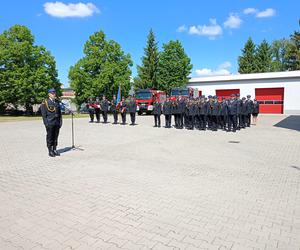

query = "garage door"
[216, 89, 240, 100]
[255, 87, 284, 114]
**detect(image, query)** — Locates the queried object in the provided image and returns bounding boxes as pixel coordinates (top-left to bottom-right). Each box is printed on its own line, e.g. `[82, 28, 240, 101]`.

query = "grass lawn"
[0, 114, 89, 123]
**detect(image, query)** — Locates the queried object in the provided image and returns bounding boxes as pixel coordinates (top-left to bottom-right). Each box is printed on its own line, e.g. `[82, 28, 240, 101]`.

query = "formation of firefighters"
[86, 93, 260, 132]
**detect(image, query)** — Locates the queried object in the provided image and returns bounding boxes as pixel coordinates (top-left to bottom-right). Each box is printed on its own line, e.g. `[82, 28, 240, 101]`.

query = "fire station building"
[187, 71, 300, 114]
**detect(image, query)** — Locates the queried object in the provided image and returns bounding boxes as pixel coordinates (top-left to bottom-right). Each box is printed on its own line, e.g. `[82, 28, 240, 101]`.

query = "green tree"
[136, 29, 159, 89]
[69, 31, 132, 105]
[0, 25, 60, 113]
[238, 37, 257, 73]
[271, 39, 290, 71]
[285, 21, 300, 70]
[157, 40, 192, 93]
[255, 39, 272, 73]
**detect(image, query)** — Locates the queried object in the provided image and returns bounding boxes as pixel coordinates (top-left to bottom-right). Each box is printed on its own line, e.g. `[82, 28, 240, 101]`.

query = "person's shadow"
[57, 146, 84, 154]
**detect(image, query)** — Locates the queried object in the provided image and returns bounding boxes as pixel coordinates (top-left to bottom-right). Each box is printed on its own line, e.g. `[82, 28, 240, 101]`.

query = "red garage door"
[255, 87, 284, 114]
[216, 89, 240, 100]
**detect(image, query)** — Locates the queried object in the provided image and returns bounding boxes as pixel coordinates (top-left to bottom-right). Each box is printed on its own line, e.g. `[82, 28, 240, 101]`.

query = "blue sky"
[0, 0, 299, 86]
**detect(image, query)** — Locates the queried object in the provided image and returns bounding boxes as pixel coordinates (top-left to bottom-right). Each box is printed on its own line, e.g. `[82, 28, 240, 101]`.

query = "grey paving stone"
[0, 115, 299, 250]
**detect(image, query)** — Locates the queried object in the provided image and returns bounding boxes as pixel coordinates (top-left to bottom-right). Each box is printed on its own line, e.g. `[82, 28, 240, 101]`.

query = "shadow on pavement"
[274, 115, 300, 132]
[57, 146, 85, 154]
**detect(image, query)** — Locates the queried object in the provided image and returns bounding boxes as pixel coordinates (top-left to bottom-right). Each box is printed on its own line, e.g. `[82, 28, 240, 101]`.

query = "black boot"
[53, 146, 60, 156]
[48, 146, 55, 157]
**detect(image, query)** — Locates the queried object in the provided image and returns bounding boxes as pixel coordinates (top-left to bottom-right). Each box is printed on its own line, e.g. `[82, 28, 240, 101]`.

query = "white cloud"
[177, 25, 187, 33]
[195, 68, 231, 77]
[219, 61, 231, 69]
[188, 18, 222, 39]
[256, 8, 276, 18]
[44, 2, 100, 18]
[195, 61, 232, 77]
[243, 8, 257, 15]
[223, 13, 242, 29]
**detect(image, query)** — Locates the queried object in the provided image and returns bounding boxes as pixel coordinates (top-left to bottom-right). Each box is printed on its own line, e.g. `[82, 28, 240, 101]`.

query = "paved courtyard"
[0, 115, 299, 250]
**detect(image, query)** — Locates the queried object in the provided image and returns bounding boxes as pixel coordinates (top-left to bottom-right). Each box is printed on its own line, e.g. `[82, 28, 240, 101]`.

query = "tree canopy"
[238, 21, 300, 73]
[238, 37, 257, 74]
[136, 29, 160, 89]
[69, 30, 132, 104]
[157, 40, 192, 93]
[0, 24, 60, 112]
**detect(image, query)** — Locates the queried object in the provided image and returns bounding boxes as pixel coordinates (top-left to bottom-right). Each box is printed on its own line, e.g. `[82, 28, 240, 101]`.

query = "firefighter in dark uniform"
[199, 96, 208, 130]
[207, 95, 213, 129]
[153, 98, 162, 127]
[41, 88, 62, 157]
[240, 97, 248, 128]
[246, 95, 254, 127]
[94, 97, 101, 123]
[172, 98, 179, 128]
[87, 97, 95, 123]
[128, 96, 137, 125]
[184, 98, 190, 128]
[187, 98, 196, 130]
[211, 96, 219, 131]
[219, 97, 228, 130]
[194, 98, 200, 129]
[110, 95, 118, 124]
[236, 93, 242, 130]
[178, 96, 185, 129]
[119, 97, 127, 125]
[101, 95, 109, 123]
[252, 99, 260, 125]
[163, 96, 172, 128]
[227, 94, 238, 132]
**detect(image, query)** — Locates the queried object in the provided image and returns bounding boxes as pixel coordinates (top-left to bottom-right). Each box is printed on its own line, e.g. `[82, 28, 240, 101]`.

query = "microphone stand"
[71, 111, 75, 149]
[63, 105, 83, 152]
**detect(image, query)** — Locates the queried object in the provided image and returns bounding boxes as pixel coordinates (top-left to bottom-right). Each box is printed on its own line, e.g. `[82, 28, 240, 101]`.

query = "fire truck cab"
[135, 89, 166, 115]
[170, 87, 195, 100]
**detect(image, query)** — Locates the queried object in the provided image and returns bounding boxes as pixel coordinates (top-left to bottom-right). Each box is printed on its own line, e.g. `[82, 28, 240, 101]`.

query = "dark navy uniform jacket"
[110, 100, 117, 112]
[219, 101, 228, 116]
[199, 101, 208, 115]
[101, 100, 109, 112]
[227, 100, 238, 115]
[153, 103, 162, 115]
[211, 101, 220, 116]
[128, 100, 137, 113]
[41, 98, 62, 127]
[240, 101, 248, 115]
[163, 101, 172, 115]
[178, 100, 186, 114]
[236, 99, 242, 115]
[246, 100, 254, 114]
[252, 103, 259, 113]
[171, 101, 179, 115]
[187, 102, 196, 116]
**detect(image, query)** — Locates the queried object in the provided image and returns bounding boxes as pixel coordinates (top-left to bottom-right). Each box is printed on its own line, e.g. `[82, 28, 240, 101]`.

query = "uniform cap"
[48, 88, 56, 93]
[247, 95, 251, 98]
[235, 93, 240, 97]
[208, 95, 212, 98]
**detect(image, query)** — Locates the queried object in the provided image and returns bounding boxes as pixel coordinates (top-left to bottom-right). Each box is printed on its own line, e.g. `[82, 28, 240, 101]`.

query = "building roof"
[189, 70, 300, 84]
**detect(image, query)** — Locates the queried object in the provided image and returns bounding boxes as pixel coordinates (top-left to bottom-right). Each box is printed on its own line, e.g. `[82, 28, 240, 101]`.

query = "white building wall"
[188, 76, 300, 114]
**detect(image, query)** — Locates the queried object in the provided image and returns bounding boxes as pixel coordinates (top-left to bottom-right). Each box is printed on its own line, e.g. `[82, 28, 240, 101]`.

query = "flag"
[117, 84, 121, 104]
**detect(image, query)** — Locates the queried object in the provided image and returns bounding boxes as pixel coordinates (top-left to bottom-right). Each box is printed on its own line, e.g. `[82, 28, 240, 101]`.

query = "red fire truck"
[169, 87, 196, 100]
[135, 89, 166, 115]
